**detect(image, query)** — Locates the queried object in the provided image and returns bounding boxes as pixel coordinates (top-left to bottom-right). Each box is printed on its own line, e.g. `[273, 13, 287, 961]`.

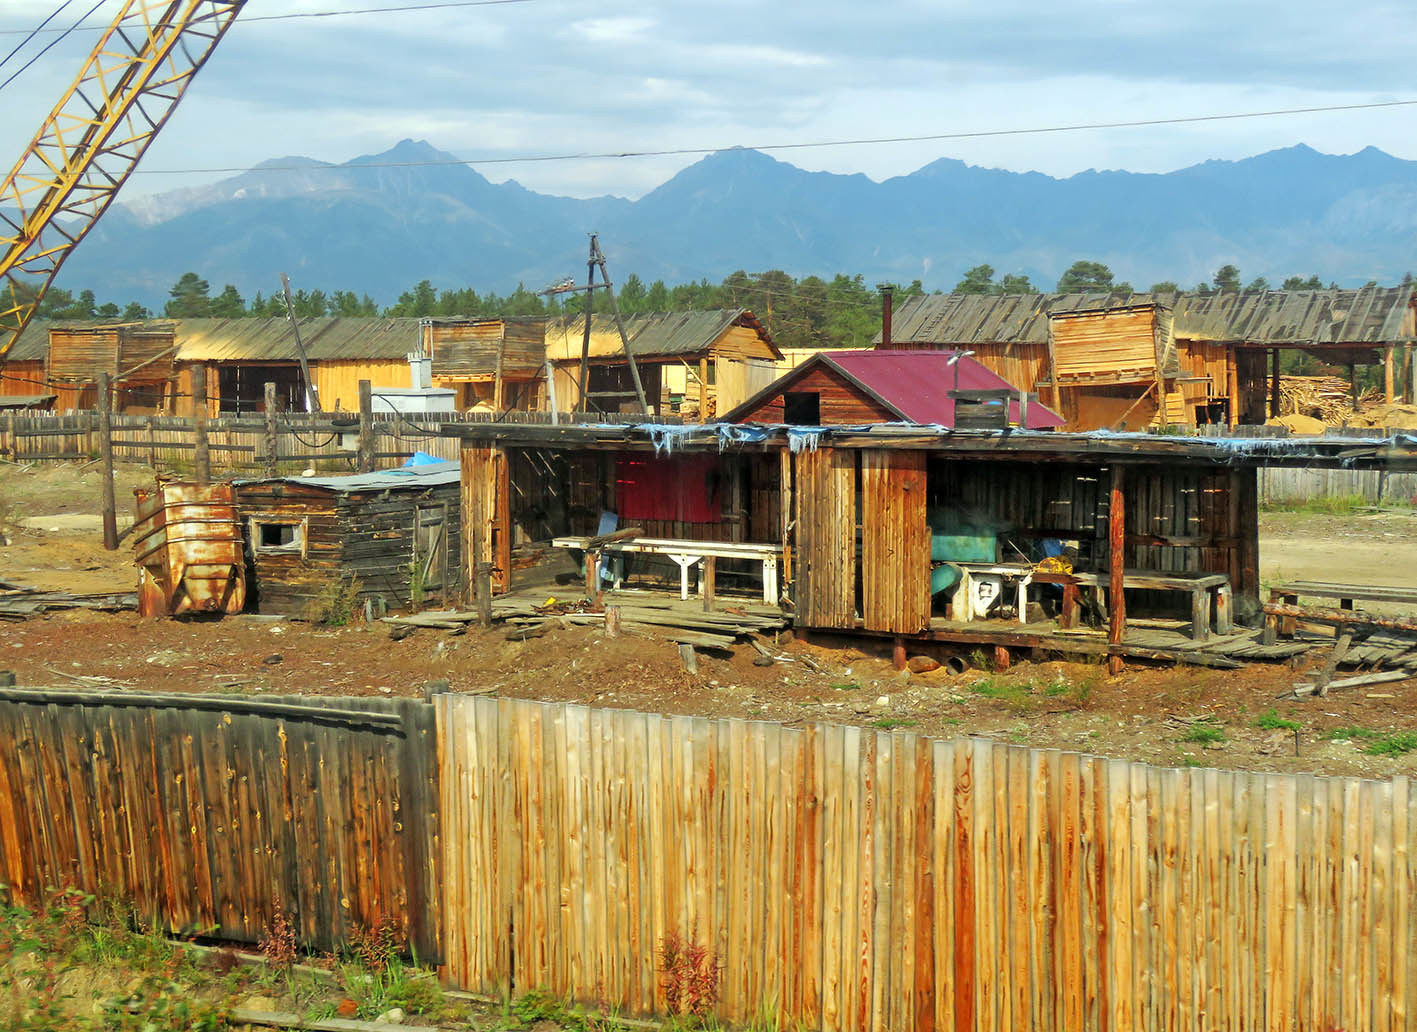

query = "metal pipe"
[878, 283, 894, 347]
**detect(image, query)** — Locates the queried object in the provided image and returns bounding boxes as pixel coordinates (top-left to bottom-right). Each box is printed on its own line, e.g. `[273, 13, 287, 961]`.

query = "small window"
[251, 518, 306, 555]
[783, 391, 821, 426]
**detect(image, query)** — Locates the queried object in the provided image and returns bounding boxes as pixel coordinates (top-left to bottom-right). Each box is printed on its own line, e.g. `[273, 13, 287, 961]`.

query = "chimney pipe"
[877, 283, 895, 348]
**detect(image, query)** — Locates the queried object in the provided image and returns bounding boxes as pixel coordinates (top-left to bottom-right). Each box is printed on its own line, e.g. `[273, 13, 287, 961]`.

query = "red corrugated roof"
[813, 350, 1064, 428]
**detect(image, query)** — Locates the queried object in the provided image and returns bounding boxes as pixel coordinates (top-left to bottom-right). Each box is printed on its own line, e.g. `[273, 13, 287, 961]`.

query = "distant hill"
[55, 140, 1417, 309]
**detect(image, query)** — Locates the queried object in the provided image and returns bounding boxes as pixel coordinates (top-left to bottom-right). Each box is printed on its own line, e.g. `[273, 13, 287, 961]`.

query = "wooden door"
[793, 447, 857, 628]
[461, 445, 510, 596]
[861, 450, 929, 633]
[414, 503, 449, 603]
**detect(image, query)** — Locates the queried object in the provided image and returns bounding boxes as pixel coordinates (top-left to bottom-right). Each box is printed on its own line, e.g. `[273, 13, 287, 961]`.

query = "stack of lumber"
[1278, 375, 1354, 425]
[0, 581, 137, 619]
[384, 593, 787, 650]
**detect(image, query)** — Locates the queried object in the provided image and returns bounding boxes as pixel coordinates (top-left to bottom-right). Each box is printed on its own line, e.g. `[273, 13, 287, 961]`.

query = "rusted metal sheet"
[0, 689, 441, 960]
[132, 480, 245, 616]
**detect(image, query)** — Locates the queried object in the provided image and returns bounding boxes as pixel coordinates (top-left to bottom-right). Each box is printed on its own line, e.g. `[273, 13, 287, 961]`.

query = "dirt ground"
[3, 461, 1417, 781]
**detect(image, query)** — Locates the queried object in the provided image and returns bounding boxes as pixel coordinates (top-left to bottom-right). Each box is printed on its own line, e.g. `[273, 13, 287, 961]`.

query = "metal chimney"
[877, 283, 895, 348]
[407, 351, 432, 389]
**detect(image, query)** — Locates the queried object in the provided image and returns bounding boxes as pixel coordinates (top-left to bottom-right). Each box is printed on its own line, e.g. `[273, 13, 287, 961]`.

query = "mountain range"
[55, 140, 1417, 309]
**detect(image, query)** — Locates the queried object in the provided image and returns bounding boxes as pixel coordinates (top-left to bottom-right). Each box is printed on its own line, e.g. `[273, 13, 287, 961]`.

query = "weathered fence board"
[438, 695, 1417, 1031]
[0, 690, 440, 961]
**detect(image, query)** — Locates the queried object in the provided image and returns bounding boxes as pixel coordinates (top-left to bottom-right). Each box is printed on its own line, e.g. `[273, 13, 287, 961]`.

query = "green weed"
[829, 681, 861, 692]
[1326, 725, 1383, 741]
[1260, 493, 1370, 516]
[304, 573, 363, 626]
[1254, 708, 1302, 733]
[1363, 732, 1417, 757]
[869, 718, 917, 730]
[969, 676, 1032, 710]
[1181, 721, 1226, 746]
[337, 958, 444, 1020]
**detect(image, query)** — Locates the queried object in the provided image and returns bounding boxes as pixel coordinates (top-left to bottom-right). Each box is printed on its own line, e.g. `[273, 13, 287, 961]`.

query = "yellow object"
[0, 0, 244, 362]
[545, 597, 557, 606]
[1035, 555, 1073, 575]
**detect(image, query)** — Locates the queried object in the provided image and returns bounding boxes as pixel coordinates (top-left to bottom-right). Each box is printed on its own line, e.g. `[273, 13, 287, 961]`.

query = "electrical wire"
[0, 0, 102, 94]
[0, 0, 533, 35]
[0, 0, 74, 73]
[122, 98, 1417, 178]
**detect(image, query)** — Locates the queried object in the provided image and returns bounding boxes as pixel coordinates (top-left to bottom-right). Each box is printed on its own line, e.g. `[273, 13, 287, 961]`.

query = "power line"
[0, 0, 75, 72]
[121, 98, 1417, 177]
[0, 0, 533, 36]
[0, 0, 102, 94]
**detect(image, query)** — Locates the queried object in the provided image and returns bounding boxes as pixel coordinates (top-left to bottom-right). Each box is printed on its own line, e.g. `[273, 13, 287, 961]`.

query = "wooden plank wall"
[439, 694, 1417, 1032]
[0, 691, 441, 961]
[861, 450, 929, 633]
[1052, 308, 1159, 382]
[794, 447, 857, 628]
[735, 364, 895, 425]
[461, 445, 510, 595]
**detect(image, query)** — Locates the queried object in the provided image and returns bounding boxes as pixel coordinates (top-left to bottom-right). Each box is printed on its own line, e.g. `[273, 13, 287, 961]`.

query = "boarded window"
[251, 518, 306, 555]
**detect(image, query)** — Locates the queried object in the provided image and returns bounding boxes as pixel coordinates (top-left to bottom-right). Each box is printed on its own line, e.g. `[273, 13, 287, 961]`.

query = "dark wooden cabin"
[234, 460, 462, 617]
[444, 421, 1417, 666]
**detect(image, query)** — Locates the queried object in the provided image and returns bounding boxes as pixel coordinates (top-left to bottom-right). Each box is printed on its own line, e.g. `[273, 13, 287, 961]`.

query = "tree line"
[35, 263, 1413, 354]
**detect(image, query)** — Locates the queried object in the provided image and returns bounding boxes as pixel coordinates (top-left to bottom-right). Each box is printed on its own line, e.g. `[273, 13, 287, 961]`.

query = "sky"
[0, 0, 1413, 203]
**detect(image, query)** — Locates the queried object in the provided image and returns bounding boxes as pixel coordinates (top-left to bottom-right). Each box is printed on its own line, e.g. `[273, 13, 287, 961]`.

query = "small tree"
[165, 271, 212, 317]
[954, 264, 996, 294]
[1056, 260, 1116, 293]
[1212, 264, 1242, 293]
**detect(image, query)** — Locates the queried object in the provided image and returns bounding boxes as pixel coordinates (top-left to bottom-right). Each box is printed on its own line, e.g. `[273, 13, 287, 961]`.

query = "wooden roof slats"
[887, 285, 1415, 348]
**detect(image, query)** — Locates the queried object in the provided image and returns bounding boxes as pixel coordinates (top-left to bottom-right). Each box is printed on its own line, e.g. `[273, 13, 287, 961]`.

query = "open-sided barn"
[879, 286, 1417, 430]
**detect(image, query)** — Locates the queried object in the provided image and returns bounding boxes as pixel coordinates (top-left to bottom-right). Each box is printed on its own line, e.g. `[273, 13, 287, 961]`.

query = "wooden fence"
[1259, 465, 1417, 505]
[0, 690, 441, 961]
[0, 410, 665, 472]
[439, 695, 1417, 1032]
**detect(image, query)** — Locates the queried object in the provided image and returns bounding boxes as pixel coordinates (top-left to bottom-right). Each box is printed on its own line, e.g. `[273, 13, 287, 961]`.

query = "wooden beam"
[1385, 345, 1395, 404]
[1271, 347, 1282, 417]
[98, 371, 117, 550]
[1107, 464, 1125, 675]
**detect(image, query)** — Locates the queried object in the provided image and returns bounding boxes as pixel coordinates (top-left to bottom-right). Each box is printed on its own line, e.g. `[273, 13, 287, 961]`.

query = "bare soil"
[3, 461, 1417, 781]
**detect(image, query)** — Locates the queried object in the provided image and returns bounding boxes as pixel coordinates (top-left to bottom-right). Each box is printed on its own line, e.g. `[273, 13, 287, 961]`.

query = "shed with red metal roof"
[719, 349, 1064, 428]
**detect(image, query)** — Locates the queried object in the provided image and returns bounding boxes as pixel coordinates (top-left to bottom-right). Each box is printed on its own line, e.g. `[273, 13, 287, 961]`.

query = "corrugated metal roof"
[543, 309, 781, 361]
[885, 286, 1415, 346]
[246, 459, 461, 493]
[720, 349, 1065, 429]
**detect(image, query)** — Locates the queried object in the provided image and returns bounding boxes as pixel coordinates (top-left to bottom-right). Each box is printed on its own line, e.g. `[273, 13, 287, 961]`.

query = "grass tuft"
[1254, 708, 1302, 733]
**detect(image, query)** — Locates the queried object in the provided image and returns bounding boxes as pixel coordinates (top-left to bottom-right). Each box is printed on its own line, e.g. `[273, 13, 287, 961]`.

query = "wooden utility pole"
[280, 273, 322, 413]
[590, 235, 649, 413]
[357, 379, 375, 473]
[263, 382, 279, 477]
[1107, 464, 1126, 675]
[192, 363, 210, 484]
[98, 371, 118, 550]
[575, 251, 595, 413]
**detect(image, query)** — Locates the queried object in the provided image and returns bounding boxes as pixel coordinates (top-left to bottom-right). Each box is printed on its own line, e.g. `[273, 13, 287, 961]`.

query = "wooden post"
[1385, 345, 1396, 404]
[98, 372, 118, 551]
[263, 382, 278, 478]
[1349, 363, 1359, 411]
[357, 379, 375, 473]
[475, 563, 492, 628]
[892, 636, 907, 671]
[702, 556, 716, 612]
[993, 645, 1011, 671]
[1107, 464, 1126, 675]
[604, 605, 620, 637]
[192, 363, 210, 484]
[1270, 348, 1281, 417]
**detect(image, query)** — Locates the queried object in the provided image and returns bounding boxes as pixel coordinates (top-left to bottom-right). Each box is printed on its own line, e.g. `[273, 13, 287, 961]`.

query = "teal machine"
[927, 507, 999, 596]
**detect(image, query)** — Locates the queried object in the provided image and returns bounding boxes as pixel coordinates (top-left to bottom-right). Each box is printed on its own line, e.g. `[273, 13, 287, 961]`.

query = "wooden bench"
[1263, 580, 1417, 642]
[1033, 569, 1233, 641]
[552, 536, 782, 606]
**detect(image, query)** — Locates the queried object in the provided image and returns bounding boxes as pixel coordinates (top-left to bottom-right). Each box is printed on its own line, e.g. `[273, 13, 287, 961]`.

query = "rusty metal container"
[132, 481, 245, 617]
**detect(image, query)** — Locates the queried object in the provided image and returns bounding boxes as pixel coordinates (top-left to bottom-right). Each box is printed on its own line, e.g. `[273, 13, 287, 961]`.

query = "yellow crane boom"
[0, 0, 244, 364]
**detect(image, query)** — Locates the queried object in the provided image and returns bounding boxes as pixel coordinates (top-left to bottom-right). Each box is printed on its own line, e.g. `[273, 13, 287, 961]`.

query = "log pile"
[0, 582, 138, 619]
[1278, 375, 1356, 425]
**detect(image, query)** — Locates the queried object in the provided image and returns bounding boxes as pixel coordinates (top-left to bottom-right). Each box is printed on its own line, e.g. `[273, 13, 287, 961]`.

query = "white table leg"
[670, 554, 695, 601]
[1017, 575, 1032, 624]
[952, 570, 973, 622]
[762, 558, 778, 604]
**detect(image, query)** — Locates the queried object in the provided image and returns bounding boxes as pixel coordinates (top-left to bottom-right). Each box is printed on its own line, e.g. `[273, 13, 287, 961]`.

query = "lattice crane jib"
[0, 0, 245, 365]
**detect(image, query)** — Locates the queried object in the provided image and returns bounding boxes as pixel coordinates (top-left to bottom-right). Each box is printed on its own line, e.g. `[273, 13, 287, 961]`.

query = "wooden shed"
[45, 323, 177, 412]
[233, 460, 462, 617]
[881, 286, 1417, 429]
[544, 309, 782, 419]
[443, 421, 1417, 667]
[722, 350, 1065, 428]
[422, 317, 546, 411]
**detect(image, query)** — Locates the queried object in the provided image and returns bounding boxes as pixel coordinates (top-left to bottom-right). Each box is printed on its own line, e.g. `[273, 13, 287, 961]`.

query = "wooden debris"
[1312, 631, 1354, 697]
[1292, 668, 1417, 697]
[678, 643, 698, 674]
[0, 586, 137, 618]
[228, 1007, 439, 1031]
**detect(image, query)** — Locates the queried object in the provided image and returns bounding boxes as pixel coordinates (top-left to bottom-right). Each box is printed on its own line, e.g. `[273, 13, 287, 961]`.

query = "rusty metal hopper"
[132, 481, 245, 617]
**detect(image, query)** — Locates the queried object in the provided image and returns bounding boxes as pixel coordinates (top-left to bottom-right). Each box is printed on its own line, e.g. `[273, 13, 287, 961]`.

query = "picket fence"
[440, 695, 1417, 1032]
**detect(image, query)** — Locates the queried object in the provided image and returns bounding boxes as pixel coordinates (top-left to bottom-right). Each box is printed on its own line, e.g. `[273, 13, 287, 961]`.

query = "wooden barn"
[880, 286, 1417, 429]
[35, 323, 178, 412]
[443, 420, 1417, 668]
[544, 309, 782, 419]
[233, 460, 462, 617]
[721, 349, 1065, 429]
[423, 317, 546, 411]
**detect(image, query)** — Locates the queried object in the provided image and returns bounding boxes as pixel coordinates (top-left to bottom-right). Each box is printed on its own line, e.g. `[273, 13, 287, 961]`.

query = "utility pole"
[280, 273, 322, 413]
[590, 235, 649, 413]
[546, 235, 648, 415]
[98, 371, 117, 550]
